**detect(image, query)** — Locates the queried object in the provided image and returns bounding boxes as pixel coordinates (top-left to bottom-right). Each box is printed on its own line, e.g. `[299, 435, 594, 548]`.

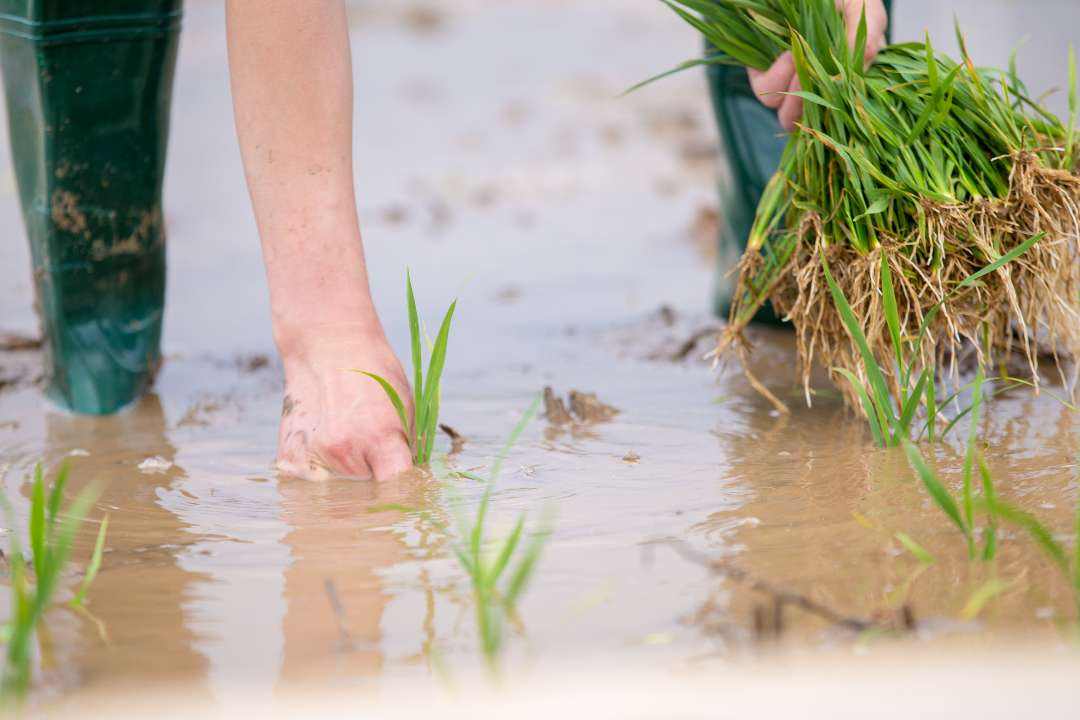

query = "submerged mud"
[0, 0, 1077, 711]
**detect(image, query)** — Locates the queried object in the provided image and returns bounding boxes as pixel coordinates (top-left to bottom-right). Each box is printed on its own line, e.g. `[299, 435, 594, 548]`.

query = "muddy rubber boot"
[706, 0, 892, 325]
[0, 1, 182, 414]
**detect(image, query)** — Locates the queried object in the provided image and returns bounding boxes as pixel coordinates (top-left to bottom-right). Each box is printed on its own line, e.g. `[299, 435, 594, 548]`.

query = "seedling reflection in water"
[366, 398, 552, 673]
[358, 270, 456, 465]
[1, 463, 107, 704]
[902, 379, 1080, 627]
[447, 397, 552, 672]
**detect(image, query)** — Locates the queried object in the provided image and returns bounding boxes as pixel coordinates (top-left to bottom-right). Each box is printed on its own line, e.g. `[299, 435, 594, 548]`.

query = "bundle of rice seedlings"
[652, 0, 1080, 416]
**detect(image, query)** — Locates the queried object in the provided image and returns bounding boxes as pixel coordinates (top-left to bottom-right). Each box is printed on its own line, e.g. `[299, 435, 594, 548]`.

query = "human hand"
[748, 0, 888, 131]
[276, 325, 413, 481]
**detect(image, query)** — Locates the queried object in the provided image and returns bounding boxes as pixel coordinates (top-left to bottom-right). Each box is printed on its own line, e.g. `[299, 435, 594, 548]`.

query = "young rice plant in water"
[359, 271, 456, 465]
[647, 0, 1080, 419]
[1, 463, 107, 703]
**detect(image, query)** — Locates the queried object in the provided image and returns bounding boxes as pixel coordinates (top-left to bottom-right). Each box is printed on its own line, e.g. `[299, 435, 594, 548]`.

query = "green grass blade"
[925, 377, 937, 443]
[46, 462, 69, 528]
[851, 4, 868, 71]
[451, 471, 489, 483]
[419, 300, 457, 459]
[26, 482, 100, 650]
[979, 454, 999, 561]
[989, 499, 1070, 577]
[779, 90, 840, 112]
[895, 370, 930, 442]
[452, 544, 478, 581]
[939, 402, 977, 440]
[504, 527, 550, 611]
[624, 54, 734, 95]
[958, 232, 1044, 288]
[880, 256, 904, 375]
[834, 368, 885, 447]
[487, 515, 526, 589]
[406, 271, 424, 444]
[356, 371, 412, 446]
[29, 466, 46, 578]
[822, 257, 895, 437]
[981, 525, 998, 561]
[961, 366, 985, 534]
[490, 395, 541, 482]
[71, 515, 108, 607]
[895, 531, 936, 565]
[960, 578, 1010, 621]
[470, 485, 493, 570]
[903, 439, 968, 542]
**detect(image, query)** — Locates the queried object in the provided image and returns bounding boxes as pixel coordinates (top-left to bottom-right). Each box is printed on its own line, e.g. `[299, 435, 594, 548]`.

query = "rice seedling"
[1, 463, 107, 704]
[447, 397, 552, 671]
[358, 270, 456, 465]
[902, 365, 997, 561]
[821, 237, 1038, 446]
[647, 0, 1080, 415]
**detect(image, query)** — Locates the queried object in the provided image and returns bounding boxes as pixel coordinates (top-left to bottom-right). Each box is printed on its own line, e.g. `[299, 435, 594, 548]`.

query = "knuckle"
[316, 437, 358, 468]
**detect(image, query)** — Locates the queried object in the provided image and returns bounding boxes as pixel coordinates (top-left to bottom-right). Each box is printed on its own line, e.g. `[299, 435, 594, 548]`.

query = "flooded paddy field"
[0, 0, 1078, 715]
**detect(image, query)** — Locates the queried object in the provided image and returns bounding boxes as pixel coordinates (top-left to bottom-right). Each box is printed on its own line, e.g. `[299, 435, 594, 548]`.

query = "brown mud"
[0, 0, 1078, 714]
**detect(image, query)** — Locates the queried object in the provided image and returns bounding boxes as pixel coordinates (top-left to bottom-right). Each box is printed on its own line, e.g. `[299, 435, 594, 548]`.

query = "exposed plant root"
[719, 154, 1080, 412]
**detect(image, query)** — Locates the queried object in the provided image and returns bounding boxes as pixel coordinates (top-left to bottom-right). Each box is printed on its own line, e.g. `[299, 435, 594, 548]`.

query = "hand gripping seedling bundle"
[657, 0, 1079, 413]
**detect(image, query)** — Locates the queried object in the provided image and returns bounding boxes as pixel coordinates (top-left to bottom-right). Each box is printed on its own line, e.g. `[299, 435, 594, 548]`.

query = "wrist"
[272, 303, 387, 363]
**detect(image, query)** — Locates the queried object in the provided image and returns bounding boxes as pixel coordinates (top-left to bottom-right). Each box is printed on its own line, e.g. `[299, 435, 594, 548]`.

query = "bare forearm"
[226, 0, 377, 355]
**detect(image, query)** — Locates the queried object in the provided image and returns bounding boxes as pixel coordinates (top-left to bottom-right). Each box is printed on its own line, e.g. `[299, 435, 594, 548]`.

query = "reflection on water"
[698, 388, 1078, 651]
[34, 397, 212, 698]
[0, 0, 1077, 709]
[275, 472, 441, 687]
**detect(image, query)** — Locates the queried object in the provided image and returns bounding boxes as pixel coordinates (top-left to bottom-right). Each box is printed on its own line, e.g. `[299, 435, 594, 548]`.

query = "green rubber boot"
[706, 0, 893, 324]
[0, 1, 182, 414]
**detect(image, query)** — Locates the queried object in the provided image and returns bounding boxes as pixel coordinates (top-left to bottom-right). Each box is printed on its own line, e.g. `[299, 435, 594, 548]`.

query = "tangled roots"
[720, 154, 1080, 412]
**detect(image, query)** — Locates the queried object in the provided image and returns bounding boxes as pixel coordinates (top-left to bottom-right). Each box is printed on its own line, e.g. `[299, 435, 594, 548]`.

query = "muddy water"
[0, 0, 1078, 712]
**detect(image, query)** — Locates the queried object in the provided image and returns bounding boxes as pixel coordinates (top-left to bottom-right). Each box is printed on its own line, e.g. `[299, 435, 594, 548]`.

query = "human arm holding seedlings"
[226, 0, 413, 481]
[749, 0, 889, 129]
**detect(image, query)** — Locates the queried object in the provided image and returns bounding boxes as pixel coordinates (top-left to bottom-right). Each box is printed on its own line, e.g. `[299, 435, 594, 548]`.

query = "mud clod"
[438, 423, 465, 455]
[545, 387, 619, 425]
[0, 333, 42, 352]
[237, 354, 270, 373]
[0, 369, 23, 392]
[543, 386, 574, 425]
[402, 4, 444, 34]
[568, 390, 619, 423]
[670, 325, 722, 362]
